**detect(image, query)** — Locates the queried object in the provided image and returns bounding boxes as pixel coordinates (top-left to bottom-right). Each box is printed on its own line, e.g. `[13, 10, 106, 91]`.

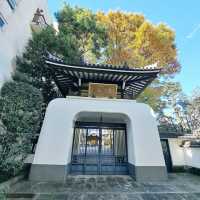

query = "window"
[0, 14, 6, 29]
[7, 0, 17, 10]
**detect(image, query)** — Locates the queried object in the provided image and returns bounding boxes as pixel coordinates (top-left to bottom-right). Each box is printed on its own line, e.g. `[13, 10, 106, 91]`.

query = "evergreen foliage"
[56, 4, 107, 63]
[0, 121, 28, 182]
[0, 81, 43, 134]
[15, 26, 81, 104]
[0, 80, 43, 181]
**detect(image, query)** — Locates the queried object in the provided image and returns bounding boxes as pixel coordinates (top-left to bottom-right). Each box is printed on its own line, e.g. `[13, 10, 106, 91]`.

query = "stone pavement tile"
[180, 193, 200, 200]
[125, 193, 143, 200]
[114, 177, 137, 192]
[87, 177, 96, 184]
[35, 193, 84, 200]
[7, 198, 32, 200]
[140, 194, 160, 200]
[96, 176, 106, 183]
[35, 194, 66, 200]
[64, 176, 76, 186]
[69, 178, 86, 192]
[82, 192, 140, 200]
[141, 183, 174, 193]
[83, 193, 115, 200]
[105, 176, 118, 183]
[104, 177, 122, 192]
[172, 184, 199, 193]
[35, 193, 142, 200]
[141, 193, 184, 200]
[106, 176, 143, 193]
[83, 177, 98, 192]
[9, 181, 35, 193]
[117, 182, 136, 192]
[115, 176, 128, 185]
[169, 173, 200, 185]
[62, 182, 74, 192]
[95, 182, 111, 192]
[194, 193, 200, 199]
[31, 182, 67, 193]
[126, 181, 146, 193]
[84, 181, 96, 191]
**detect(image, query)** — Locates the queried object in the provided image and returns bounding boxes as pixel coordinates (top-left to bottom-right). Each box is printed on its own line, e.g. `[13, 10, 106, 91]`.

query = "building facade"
[30, 97, 168, 182]
[0, 0, 51, 86]
[29, 59, 168, 182]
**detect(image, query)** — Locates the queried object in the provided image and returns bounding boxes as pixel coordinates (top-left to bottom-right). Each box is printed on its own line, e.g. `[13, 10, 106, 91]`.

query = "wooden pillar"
[78, 78, 81, 96]
[121, 81, 126, 99]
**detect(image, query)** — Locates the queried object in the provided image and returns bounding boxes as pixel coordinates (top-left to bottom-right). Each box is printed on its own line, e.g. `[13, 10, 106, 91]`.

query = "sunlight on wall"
[185, 148, 193, 158]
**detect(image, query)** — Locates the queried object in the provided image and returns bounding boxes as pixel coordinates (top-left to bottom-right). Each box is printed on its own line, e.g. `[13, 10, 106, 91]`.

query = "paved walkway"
[5, 173, 200, 199]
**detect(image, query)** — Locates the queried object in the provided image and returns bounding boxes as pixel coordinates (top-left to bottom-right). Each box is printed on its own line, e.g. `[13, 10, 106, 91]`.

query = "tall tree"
[187, 87, 200, 133]
[97, 11, 181, 113]
[97, 11, 180, 74]
[15, 26, 81, 104]
[137, 80, 164, 113]
[136, 80, 182, 114]
[162, 81, 183, 110]
[56, 4, 107, 63]
[97, 11, 145, 66]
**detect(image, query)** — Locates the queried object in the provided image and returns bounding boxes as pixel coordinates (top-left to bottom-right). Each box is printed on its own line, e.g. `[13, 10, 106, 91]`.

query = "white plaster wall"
[183, 148, 200, 169]
[168, 139, 185, 166]
[0, 0, 51, 86]
[33, 97, 166, 168]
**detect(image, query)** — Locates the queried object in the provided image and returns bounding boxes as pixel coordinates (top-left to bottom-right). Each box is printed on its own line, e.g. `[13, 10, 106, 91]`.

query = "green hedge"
[0, 80, 43, 180]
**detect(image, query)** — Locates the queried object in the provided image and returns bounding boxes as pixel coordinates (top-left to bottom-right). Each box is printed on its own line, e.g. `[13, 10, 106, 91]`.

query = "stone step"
[4, 192, 200, 200]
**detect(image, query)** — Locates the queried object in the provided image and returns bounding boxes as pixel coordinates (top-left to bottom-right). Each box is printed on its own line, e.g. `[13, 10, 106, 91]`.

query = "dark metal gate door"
[161, 140, 172, 172]
[71, 123, 128, 175]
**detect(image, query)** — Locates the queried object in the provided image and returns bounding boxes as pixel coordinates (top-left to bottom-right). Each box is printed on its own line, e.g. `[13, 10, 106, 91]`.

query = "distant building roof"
[158, 125, 191, 139]
[159, 132, 185, 139]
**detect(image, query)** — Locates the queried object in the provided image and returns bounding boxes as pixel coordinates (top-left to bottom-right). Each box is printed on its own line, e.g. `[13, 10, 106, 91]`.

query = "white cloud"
[186, 24, 200, 39]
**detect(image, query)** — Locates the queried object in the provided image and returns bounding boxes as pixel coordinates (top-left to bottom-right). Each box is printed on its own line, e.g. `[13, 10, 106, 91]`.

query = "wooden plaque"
[89, 83, 117, 98]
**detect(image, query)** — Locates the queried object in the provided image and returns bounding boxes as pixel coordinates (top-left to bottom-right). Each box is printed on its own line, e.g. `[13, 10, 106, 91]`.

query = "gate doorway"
[71, 122, 128, 175]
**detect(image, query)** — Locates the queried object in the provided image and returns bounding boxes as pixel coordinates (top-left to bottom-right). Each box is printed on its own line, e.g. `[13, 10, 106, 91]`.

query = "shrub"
[0, 81, 43, 134]
[0, 80, 43, 181]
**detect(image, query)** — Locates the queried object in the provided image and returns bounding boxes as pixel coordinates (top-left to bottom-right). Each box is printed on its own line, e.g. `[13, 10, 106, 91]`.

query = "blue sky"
[48, 0, 200, 96]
